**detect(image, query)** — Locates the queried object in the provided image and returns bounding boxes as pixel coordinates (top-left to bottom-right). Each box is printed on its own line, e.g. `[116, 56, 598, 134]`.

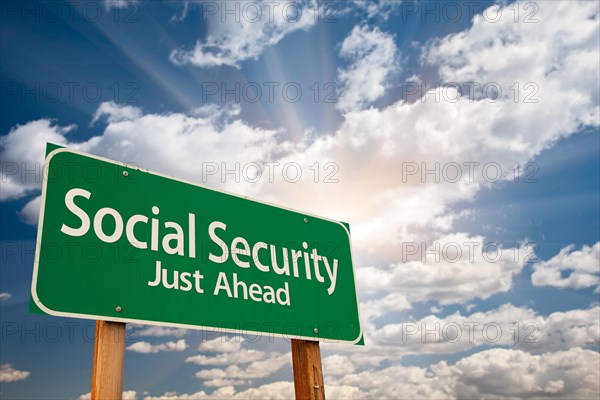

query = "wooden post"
[91, 321, 126, 400]
[291, 339, 325, 400]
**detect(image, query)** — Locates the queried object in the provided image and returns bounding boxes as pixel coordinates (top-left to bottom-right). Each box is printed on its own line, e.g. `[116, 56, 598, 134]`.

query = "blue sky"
[1, 1, 599, 399]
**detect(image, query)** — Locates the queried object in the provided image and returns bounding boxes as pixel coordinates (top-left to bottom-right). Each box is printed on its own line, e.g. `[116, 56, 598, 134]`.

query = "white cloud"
[221, 382, 293, 399]
[449, 347, 599, 399]
[197, 336, 245, 353]
[92, 101, 143, 124]
[0, 364, 30, 382]
[170, 0, 190, 23]
[124, 391, 138, 400]
[17, 195, 41, 226]
[0, 292, 11, 302]
[327, 347, 600, 399]
[532, 242, 600, 290]
[203, 378, 248, 388]
[254, 1, 597, 303]
[360, 292, 412, 322]
[525, 306, 600, 352]
[352, 0, 400, 20]
[328, 363, 452, 399]
[194, 352, 290, 381]
[79, 390, 137, 400]
[369, 304, 599, 356]
[132, 325, 189, 338]
[103, 0, 137, 12]
[322, 354, 356, 376]
[269, 0, 597, 259]
[0, 119, 72, 201]
[143, 382, 293, 400]
[188, 339, 288, 388]
[170, 1, 316, 68]
[126, 339, 187, 353]
[186, 349, 266, 366]
[1, 0, 597, 324]
[321, 303, 599, 381]
[4, 3, 598, 267]
[424, 1, 599, 133]
[337, 25, 399, 111]
[144, 347, 600, 399]
[430, 305, 443, 314]
[2, 2, 599, 400]
[1, 103, 282, 216]
[358, 233, 530, 306]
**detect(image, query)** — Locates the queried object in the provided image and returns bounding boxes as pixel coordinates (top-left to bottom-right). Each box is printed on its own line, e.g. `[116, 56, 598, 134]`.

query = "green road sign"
[31, 145, 362, 344]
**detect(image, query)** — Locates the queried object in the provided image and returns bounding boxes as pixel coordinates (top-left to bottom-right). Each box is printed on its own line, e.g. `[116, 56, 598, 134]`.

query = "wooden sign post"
[91, 321, 126, 400]
[291, 339, 325, 400]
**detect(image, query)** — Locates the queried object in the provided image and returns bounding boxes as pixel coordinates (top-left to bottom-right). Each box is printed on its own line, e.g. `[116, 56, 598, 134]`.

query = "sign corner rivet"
[304, 218, 308, 223]
[123, 171, 128, 177]
[115, 306, 122, 313]
[313, 328, 318, 334]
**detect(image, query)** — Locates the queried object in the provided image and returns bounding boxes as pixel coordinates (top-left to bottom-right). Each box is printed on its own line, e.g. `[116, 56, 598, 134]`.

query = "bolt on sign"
[31, 144, 363, 344]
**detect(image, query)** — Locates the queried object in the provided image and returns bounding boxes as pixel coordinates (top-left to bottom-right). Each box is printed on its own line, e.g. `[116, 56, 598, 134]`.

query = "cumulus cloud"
[170, 0, 316, 68]
[4, 4, 598, 277]
[0, 364, 30, 382]
[327, 347, 600, 399]
[525, 306, 600, 352]
[1, 0, 597, 342]
[1, 0, 596, 260]
[337, 25, 399, 111]
[92, 101, 143, 124]
[261, 0, 598, 294]
[352, 0, 400, 20]
[1, 101, 283, 224]
[369, 304, 599, 356]
[328, 363, 451, 399]
[5, 0, 598, 316]
[197, 336, 245, 353]
[17, 195, 41, 225]
[320, 303, 599, 382]
[322, 354, 356, 376]
[532, 242, 600, 290]
[144, 382, 294, 400]
[424, 1, 599, 132]
[103, 0, 137, 12]
[449, 347, 599, 399]
[2, 2, 599, 400]
[194, 352, 291, 386]
[358, 233, 531, 306]
[0, 119, 71, 201]
[132, 325, 189, 338]
[186, 349, 266, 366]
[186, 338, 289, 388]
[169, 0, 189, 23]
[126, 339, 187, 353]
[360, 292, 412, 322]
[264, 0, 598, 263]
[202, 379, 248, 388]
[140, 347, 600, 399]
[79, 390, 137, 400]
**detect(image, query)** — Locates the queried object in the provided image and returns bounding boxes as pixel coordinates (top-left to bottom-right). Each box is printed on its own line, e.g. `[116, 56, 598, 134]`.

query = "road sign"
[31, 144, 362, 344]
